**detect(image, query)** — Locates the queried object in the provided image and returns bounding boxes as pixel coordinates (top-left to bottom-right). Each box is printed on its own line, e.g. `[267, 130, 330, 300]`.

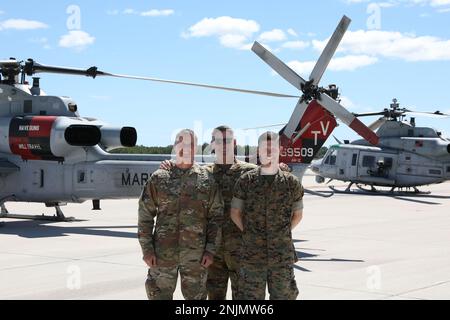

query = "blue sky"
[1, 0, 450, 146]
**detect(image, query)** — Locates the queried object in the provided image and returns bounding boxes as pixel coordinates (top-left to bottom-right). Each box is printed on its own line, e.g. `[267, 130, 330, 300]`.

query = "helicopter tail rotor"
[251, 15, 379, 146]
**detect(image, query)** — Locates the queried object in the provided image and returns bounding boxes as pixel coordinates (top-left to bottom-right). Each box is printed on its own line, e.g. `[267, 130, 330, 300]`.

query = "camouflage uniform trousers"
[206, 244, 241, 300]
[237, 262, 299, 300]
[145, 262, 208, 300]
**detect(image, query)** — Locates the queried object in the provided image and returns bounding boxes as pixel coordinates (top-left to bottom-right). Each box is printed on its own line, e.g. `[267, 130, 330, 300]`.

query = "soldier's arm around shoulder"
[138, 173, 160, 257]
[205, 179, 224, 256]
[230, 172, 249, 232]
[290, 174, 304, 230]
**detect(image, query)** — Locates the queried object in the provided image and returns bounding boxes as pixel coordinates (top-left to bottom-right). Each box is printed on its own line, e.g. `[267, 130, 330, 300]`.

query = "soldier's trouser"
[145, 263, 208, 300]
[206, 249, 239, 300]
[237, 264, 299, 300]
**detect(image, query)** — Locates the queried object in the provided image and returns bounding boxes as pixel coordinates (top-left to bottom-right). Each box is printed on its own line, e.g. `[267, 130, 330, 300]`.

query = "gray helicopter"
[0, 16, 383, 221]
[311, 99, 450, 194]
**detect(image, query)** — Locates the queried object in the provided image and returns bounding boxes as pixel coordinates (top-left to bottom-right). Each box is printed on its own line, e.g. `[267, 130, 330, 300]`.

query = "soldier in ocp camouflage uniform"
[231, 131, 304, 300]
[138, 129, 223, 300]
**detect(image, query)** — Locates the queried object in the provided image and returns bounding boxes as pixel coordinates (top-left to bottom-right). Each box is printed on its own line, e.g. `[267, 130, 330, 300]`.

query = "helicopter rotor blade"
[242, 123, 287, 130]
[25, 59, 299, 99]
[281, 99, 310, 139]
[353, 111, 386, 117]
[404, 111, 450, 118]
[368, 117, 388, 131]
[103, 72, 299, 98]
[24, 60, 102, 78]
[251, 41, 306, 91]
[318, 93, 379, 145]
[309, 15, 351, 86]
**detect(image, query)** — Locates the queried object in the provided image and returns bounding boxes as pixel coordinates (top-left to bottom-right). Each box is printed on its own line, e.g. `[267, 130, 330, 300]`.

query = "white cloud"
[328, 55, 379, 70]
[430, 0, 450, 6]
[219, 34, 248, 49]
[0, 18, 48, 31]
[183, 16, 260, 50]
[58, 30, 95, 51]
[281, 40, 309, 50]
[313, 29, 450, 61]
[286, 60, 316, 76]
[0, 10, 4, 15]
[287, 28, 298, 37]
[258, 29, 286, 42]
[110, 8, 174, 17]
[141, 9, 174, 17]
[185, 16, 259, 38]
[287, 55, 378, 76]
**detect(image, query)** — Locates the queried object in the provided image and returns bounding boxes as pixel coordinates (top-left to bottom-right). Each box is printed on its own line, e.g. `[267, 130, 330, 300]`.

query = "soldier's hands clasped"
[201, 251, 214, 268]
[143, 253, 157, 268]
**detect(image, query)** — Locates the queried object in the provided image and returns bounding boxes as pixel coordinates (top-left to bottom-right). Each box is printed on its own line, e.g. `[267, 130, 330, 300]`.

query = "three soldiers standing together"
[138, 126, 304, 300]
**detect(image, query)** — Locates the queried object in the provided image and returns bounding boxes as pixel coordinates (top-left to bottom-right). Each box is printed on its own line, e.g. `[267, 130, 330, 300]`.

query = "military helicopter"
[310, 98, 450, 194]
[0, 15, 380, 221]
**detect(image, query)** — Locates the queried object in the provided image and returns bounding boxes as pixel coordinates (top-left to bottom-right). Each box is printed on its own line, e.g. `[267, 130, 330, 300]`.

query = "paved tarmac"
[1, 174, 449, 300]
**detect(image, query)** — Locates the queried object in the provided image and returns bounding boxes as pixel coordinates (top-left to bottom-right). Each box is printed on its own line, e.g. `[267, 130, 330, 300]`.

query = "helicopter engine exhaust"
[64, 125, 101, 146]
[99, 126, 137, 151]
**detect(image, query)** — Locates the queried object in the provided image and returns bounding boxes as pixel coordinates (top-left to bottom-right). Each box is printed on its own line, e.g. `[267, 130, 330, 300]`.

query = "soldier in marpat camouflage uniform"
[138, 129, 223, 300]
[231, 131, 304, 300]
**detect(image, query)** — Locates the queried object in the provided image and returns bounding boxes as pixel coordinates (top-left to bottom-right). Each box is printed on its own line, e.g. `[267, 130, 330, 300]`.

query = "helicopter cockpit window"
[323, 148, 333, 164]
[362, 155, 375, 167]
[329, 149, 337, 166]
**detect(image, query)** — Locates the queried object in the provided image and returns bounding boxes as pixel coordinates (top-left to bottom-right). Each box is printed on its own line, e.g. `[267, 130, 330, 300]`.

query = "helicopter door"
[357, 152, 376, 179]
[357, 152, 397, 184]
[346, 152, 359, 179]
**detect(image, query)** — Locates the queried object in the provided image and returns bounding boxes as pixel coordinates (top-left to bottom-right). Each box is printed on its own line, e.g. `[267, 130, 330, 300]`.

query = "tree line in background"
[111, 145, 328, 159]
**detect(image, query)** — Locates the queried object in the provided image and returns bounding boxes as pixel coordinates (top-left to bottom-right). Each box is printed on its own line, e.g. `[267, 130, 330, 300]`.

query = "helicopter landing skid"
[0, 203, 75, 222]
[304, 188, 334, 198]
[356, 184, 431, 195]
[329, 184, 431, 196]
